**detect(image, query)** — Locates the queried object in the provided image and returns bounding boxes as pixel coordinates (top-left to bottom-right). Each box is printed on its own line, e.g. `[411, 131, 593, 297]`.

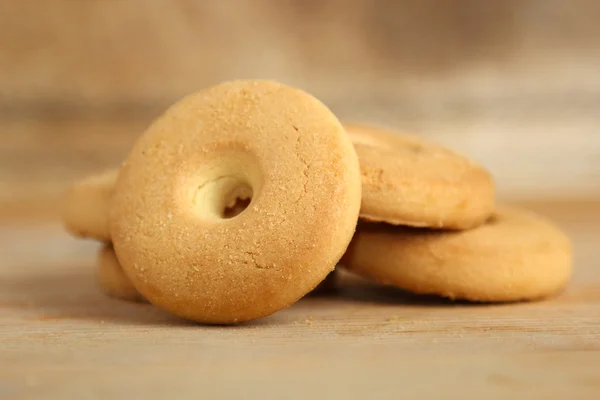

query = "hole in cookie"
[188, 149, 261, 222]
[222, 186, 253, 219]
[193, 176, 253, 220]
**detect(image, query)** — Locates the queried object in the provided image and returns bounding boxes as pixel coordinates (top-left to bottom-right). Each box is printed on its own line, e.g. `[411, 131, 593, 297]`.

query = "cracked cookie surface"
[110, 80, 361, 324]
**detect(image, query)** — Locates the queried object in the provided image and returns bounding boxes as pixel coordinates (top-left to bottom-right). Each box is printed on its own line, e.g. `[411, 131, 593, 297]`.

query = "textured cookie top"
[345, 123, 495, 229]
[342, 206, 573, 302]
[110, 80, 361, 324]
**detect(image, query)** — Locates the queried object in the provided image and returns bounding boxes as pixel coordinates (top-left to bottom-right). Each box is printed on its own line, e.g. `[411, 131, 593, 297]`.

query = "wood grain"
[1, 202, 599, 398]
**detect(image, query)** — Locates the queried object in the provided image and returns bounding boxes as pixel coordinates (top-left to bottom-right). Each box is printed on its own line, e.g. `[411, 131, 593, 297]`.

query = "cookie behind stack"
[339, 123, 572, 302]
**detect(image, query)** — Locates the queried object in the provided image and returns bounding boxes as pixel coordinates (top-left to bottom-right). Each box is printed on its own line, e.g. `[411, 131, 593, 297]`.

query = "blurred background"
[1, 0, 599, 220]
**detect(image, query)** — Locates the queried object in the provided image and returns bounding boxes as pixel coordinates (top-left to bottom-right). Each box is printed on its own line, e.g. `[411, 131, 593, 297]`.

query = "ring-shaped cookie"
[98, 244, 145, 302]
[62, 169, 118, 241]
[110, 80, 362, 324]
[342, 206, 572, 302]
[344, 123, 495, 229]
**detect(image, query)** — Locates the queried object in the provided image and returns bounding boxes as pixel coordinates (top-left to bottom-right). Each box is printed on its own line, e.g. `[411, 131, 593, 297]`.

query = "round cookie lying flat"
[341, 206, 572, 302]
[110, 80, 362, 324]
[344, 123, 495, 229]
[62, 169, 118, 241]
[98, 244, 145, 302]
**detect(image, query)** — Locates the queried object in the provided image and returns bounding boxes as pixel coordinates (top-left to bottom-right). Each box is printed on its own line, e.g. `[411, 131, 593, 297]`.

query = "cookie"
[97, 244, 145, 302]
[341, 206, 572, 302]
[101, 245, 333, 302]
[62, 169, 118, 241]
[110, 80, 362, 324]
[344, 123, 495, 229]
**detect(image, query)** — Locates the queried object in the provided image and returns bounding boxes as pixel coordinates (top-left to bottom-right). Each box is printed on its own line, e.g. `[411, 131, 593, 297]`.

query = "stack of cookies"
[341, 124, 572, 302]
[62, 80, 572, 325]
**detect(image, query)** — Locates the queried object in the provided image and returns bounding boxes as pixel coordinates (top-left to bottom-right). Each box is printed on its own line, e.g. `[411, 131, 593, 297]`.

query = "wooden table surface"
[1, 201, 599, 399]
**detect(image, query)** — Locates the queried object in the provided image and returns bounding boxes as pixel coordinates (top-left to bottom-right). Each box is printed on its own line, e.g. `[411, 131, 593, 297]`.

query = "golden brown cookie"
[97, 244, 145, 302]
[100, 243, 329, 303]
[62, 169, 118, 241]
[344, 123, 495, 229]
[341, 206, 572, 302]
[110, 80, 362, 324]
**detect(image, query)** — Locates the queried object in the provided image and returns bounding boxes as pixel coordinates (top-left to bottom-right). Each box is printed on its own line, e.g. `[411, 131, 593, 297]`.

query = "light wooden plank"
[0, 202, 599, 398]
